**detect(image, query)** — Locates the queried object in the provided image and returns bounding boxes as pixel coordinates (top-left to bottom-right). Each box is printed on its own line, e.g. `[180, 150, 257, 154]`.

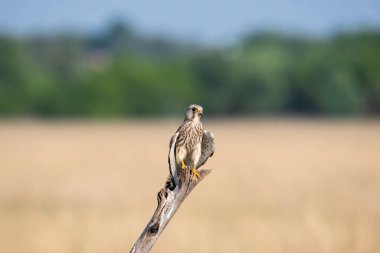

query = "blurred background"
[1, 1, 380, 253]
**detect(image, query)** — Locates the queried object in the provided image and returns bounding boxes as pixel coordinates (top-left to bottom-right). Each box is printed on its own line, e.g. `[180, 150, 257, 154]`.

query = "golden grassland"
[0, 119, 379, 253]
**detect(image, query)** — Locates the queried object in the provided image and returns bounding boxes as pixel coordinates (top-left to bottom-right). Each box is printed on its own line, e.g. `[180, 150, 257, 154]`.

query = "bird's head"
[185, 104, 203, 121]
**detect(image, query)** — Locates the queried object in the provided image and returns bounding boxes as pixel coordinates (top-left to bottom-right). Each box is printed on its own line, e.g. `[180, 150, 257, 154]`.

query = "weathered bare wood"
[130, 167, 211, 253]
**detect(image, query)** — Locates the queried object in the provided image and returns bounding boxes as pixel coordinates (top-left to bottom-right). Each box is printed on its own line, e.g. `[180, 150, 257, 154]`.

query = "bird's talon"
[191, 166, 200, 180]
[181, 160, 188, 170]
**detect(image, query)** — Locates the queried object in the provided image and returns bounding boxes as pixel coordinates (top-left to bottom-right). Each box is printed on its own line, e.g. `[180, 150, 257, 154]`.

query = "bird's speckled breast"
[176, 120, 203, 153]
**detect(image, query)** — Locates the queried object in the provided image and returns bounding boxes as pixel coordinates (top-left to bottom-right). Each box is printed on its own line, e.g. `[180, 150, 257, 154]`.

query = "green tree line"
[0, 22, 379, 117]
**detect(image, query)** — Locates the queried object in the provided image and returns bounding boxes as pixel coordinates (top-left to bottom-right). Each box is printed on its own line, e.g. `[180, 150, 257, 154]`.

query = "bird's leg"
[191, 165, 200, 180]
[181, 160, 188, 170]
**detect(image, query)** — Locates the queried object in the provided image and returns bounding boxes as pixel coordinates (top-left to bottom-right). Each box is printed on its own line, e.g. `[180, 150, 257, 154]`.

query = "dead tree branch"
[130, 167, 211, 253]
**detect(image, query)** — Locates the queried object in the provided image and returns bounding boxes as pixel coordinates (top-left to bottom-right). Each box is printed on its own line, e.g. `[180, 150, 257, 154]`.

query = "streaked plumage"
[168, 104, 215, 187]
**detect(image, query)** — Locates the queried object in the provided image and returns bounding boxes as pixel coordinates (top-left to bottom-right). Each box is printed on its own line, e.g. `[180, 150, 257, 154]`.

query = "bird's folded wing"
[197, 130, 215, 168]
[168, 132, 179, 185]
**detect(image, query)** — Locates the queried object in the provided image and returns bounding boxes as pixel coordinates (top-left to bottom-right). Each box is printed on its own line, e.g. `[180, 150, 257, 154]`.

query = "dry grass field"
[0, 119, 380, 253]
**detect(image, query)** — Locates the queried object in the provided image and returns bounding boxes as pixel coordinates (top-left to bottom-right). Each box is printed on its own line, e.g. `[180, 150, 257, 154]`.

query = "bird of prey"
[168, 104, 215, 187]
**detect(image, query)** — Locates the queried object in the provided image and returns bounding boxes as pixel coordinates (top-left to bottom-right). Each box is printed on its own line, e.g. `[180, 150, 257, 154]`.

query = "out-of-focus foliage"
[0, 21, 379, 117]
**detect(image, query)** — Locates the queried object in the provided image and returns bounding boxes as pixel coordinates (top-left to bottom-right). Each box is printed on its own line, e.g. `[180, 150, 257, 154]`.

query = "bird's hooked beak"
[196, 108, 203, 116]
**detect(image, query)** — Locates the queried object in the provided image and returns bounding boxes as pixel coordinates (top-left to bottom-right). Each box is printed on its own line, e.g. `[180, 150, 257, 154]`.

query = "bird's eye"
[192, 108, 196, 112]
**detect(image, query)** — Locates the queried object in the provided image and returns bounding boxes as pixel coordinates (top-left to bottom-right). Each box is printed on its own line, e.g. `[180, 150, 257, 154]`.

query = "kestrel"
[168, 104, 215, 187]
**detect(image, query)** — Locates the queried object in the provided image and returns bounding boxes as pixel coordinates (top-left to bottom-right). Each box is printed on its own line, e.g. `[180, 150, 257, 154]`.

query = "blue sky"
[0, 0, 379, 43]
